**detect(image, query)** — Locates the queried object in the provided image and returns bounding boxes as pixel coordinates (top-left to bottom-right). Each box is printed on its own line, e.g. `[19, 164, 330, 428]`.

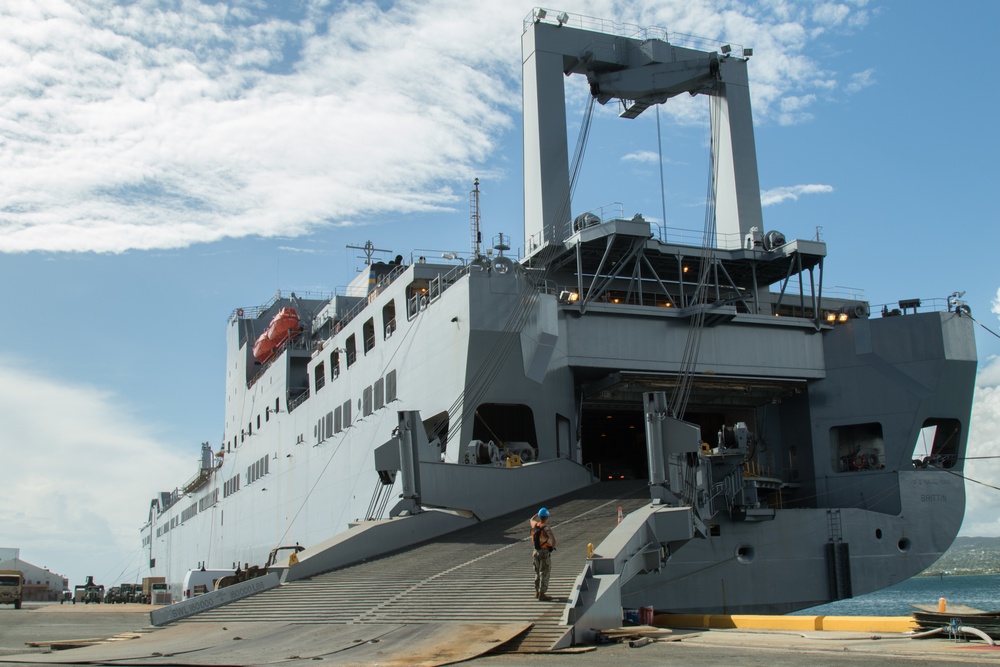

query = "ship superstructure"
[143, 10, 977, 616]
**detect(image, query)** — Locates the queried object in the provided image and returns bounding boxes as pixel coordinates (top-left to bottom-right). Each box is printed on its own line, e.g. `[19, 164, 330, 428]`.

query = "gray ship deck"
[179, 480, 649, 652]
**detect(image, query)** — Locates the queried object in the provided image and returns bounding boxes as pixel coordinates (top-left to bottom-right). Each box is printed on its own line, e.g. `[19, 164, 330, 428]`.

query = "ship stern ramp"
[159, 481, 649, 655]
[280, 456, 596, 584]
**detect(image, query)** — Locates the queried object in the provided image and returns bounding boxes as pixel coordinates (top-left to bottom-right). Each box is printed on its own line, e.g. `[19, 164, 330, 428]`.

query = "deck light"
[558, 290, 580, 304]
[721, 44, 732, 54]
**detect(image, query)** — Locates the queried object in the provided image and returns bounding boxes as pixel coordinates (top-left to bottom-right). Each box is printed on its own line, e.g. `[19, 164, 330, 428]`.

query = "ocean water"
[792, 574, 1000, 616]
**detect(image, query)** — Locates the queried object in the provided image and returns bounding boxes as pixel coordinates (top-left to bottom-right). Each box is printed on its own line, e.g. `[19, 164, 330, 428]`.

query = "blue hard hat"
[538, 507, 549, 517]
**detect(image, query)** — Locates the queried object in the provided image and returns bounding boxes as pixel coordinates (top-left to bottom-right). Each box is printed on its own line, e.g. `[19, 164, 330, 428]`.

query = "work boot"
[537, 593, 551, 601]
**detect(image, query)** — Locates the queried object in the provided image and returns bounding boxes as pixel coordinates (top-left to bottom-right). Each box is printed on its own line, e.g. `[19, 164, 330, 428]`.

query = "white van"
[181, 569, 234, 600]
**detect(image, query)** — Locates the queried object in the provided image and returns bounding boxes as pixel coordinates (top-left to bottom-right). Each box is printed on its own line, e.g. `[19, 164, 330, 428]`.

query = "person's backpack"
[532, 524, 543, 549]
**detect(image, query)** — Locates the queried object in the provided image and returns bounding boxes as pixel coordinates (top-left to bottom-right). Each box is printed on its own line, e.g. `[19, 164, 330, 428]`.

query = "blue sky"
[1, 0, 998, 588]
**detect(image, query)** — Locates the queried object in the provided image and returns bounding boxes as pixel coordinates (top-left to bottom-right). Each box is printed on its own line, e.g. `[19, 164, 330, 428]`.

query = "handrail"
[229, 289, 335, 323]
[874, 297, 960, 317]
[246, 330, 308, 389]
[523, 9, 745, 59]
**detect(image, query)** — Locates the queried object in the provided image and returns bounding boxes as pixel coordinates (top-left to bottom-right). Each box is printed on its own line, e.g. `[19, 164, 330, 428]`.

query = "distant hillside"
[921, 536, 1000, 575]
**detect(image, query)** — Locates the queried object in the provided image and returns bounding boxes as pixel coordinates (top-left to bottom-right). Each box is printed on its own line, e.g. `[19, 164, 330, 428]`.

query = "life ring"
[237, 308, 244, 317]
[853, 454, 866, 470]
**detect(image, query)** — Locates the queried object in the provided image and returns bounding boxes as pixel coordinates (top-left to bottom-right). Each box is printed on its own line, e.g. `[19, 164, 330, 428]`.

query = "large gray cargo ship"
[143, 9, 977, 616]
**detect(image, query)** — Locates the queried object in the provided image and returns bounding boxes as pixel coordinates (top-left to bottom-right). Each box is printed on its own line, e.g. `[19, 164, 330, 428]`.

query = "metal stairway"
[179, 480, 649, 652]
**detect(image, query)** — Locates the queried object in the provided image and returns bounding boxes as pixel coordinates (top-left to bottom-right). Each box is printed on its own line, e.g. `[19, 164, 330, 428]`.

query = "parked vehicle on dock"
[0, 570, 23, 609]
[182, 569, 234, 600]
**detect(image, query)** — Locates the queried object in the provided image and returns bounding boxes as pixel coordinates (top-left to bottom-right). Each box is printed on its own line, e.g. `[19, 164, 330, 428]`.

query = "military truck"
[73, 575, 104, 604]
[0, 570, 23, 609]
[142, 576, 167, 604]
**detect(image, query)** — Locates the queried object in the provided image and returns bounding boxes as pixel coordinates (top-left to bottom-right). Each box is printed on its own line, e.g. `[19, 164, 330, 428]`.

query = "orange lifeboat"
[266, 307, 302, 344]
[252, 331, 276, 363]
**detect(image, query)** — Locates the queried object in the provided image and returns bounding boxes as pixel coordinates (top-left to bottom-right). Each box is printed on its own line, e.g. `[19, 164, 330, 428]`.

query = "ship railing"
[655, 225, 743, 248]
[287, 387, 309, 412]
[874, 296, 965, 318]
[246, 330, 307, 389]
[524, 9, 745, 57]
[229, 289, 335, 323]
[330, 255, 470, 331]
[774, 281, 864, 302]
[547, 282, 726, 309]
[332, 264, 408, 333]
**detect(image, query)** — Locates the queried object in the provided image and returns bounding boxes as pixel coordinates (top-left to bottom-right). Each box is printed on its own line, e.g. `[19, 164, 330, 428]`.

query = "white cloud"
[621, 150, 661, 164]
[0, 357, 191, 587]
[760, 183, 834, 206]
[813, 3, 851, 27]
[961, 355, 1000, 536]
[846, 67, 876, 93]
[777, 93, 817, 125]
[0, 0, 873, 254]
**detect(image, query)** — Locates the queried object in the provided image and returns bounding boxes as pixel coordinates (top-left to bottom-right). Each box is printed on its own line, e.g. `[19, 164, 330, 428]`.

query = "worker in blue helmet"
[529, 507, 557, 600]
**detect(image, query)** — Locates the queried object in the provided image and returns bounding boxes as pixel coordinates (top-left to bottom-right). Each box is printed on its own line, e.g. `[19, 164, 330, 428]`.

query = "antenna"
[470, 178, 482, 258]
[346, 241, 391, 269]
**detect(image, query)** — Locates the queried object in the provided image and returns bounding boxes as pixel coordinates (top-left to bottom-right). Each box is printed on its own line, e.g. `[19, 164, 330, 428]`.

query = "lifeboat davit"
[266, 307, 302, 344]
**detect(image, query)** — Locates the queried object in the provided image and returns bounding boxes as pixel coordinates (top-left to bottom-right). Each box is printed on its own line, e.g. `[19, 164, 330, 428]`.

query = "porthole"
[736, 544, 755, 564]
[875, 528, 883, 539]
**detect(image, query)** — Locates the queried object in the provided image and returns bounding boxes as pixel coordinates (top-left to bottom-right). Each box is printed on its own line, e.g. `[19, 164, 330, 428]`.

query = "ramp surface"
[183, 480, 648, 653]
[0, 621, 528, 666]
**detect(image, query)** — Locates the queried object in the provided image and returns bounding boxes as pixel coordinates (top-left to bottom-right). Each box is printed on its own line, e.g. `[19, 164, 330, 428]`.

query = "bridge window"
[346, 335, 357, 367]
[363, 318, 376, 353]
[383, 300, 396, 339]
[315, 361, 326, 392]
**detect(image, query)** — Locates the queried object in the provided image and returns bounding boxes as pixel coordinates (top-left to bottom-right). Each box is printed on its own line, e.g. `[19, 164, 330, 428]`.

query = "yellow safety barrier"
[654, 613, 916, 634]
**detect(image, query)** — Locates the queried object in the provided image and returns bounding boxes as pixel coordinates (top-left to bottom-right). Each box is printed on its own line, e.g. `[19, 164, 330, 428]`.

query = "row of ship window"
[227, 300, 403, 452]
[226, 295, 407, 455]
[315, 306, 397, 393]
[225, 398, 283, 453]
[315, 370, 397, 444]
